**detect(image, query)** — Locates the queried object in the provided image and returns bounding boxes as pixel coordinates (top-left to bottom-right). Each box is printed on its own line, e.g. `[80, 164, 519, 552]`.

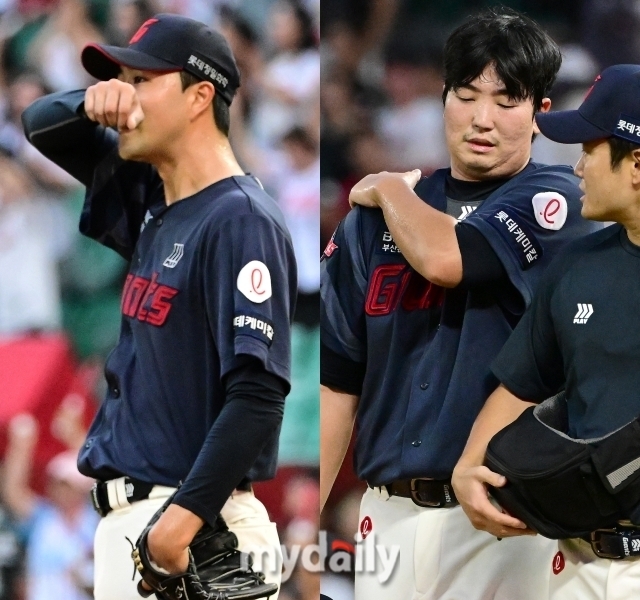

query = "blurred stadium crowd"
[320, 1, 640, 598]
[0, 0, 318, 598]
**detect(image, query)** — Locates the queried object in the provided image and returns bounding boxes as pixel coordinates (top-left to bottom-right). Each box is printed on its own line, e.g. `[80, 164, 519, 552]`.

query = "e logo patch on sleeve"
[237, 261, 272, 303]
[532, 192, 567, 230]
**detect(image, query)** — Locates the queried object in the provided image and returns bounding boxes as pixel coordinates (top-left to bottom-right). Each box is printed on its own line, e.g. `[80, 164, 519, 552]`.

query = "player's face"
[444, 65, 547, 181]
[574, 139, 635, 221]
[117, 68, 190, 162]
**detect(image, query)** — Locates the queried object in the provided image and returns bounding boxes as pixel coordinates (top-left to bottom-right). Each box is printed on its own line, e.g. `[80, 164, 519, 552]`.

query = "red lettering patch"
[323, 234, 338, 258]
[121, 271, 178, 326]
[552, 551, 565, 575]
[365, 265, 444, 316]
[360, 516, 372, 540]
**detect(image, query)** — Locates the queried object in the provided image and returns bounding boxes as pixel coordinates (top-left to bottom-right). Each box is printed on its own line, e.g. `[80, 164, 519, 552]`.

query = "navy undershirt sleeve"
[21, 89, 118, 187]
[172, 358, 286, 528]
[320, 342, 365, 395]
[455, 222, 507, 287]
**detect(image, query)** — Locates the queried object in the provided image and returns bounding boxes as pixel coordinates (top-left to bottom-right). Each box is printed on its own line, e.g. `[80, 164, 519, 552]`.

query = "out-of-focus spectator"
[2, 414, 97, 600]
[279, 475, 319, 600]
[25, 0, 105, 91]
[376, 37, 448, 172]
[275, 126, 319, 299]
[0, 156, 66, 334]
[580, 0, 640, 68]
[250, 0, 319, 149]
[1, 72, 78, 191]
[0, 502, 24, 600]
[105, 0, 157, 46]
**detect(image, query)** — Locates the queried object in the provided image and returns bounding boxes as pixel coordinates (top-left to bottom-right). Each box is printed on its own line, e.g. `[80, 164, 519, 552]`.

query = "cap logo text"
[616, 114, 640, 142]
[187, 54, 228, 88]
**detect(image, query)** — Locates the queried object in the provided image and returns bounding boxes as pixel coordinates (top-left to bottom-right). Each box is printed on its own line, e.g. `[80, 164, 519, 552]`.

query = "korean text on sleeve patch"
[233, 313, 274, 346]
[485, 206, 543, 270]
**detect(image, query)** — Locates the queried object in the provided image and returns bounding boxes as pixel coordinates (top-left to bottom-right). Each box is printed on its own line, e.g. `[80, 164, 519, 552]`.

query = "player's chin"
[580, 200, 606, 222]
[118, 138, 147, 162]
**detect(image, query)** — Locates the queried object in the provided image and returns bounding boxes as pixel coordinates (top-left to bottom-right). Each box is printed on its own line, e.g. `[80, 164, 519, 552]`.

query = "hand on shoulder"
[349, 169, 422, 209]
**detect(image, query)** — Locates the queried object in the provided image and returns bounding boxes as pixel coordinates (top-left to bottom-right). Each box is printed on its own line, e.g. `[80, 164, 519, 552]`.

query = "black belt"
[91, 477, 253, 517]
[370, 478, 458, 508]
[587, 525, 640, 559]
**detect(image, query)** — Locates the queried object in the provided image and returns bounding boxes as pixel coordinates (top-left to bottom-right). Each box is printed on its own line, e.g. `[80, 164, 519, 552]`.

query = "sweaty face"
[444, 65, 541, 181]
[574, 139, 633, 222]
[117, 68, 189, 162]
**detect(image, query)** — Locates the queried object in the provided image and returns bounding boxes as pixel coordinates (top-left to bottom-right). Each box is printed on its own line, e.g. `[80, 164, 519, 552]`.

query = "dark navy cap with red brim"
[81, 13, 240, 104]
[536, 64, 640, 145]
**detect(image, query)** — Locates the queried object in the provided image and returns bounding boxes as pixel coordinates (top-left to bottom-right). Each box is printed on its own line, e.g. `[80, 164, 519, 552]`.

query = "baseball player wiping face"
[23, 13, 297, 600]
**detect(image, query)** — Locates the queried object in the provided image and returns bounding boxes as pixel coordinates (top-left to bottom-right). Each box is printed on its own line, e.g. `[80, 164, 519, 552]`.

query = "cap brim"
[81, 43, 181, 81]
[535, 109, 611, 144]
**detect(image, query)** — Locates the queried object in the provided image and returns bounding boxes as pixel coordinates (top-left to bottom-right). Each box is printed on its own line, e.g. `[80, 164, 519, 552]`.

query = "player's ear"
[189, 81, 215, 120]
[533, 98, 552, 134]
[629, 148, 640, 186]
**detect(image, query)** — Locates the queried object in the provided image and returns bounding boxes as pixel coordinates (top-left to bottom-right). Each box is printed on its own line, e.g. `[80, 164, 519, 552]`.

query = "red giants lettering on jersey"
[365, 264, 444, 316]
[121, 272, 179, 326]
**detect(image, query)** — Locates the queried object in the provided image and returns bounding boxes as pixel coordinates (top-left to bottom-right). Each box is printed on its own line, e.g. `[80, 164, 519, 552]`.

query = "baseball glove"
[131, 492, 278, 600]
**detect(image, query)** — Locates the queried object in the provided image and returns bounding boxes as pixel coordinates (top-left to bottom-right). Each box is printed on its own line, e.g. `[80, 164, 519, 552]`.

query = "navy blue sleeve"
[455, 222, 507, 287]
[204, 212, 296, 385]
[463, 166, 601, 313]
[22, 89, 163, 262]
[172, 358, 286, 528]
[491, 255, 567, 401]
[21, 89, 115, 187]
[320, 209, 368, 369]
[320, 341, 366, 394]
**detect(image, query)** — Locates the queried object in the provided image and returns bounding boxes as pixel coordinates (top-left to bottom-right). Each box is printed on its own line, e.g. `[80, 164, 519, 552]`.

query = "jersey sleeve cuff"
[171, 493, 220, 530]
[226, 335, 291, 385]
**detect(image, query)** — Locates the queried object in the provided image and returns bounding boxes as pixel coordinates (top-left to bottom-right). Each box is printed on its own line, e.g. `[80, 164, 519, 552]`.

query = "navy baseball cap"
[536, 64, 640, 144]
[81, 14, 240, 104]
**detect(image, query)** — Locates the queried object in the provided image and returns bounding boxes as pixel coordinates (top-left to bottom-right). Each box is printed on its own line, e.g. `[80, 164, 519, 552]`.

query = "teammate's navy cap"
[535, 64, 640, 145]
[81, 14, 240, 104]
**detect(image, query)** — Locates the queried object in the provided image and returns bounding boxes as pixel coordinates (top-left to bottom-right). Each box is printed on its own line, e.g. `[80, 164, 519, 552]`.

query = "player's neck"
[156, 130, 244, 205]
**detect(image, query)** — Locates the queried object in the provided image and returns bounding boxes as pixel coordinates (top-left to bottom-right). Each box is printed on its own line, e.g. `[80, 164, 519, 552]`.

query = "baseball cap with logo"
[535, 64, 640, 145]
[81, 14, 240, 104]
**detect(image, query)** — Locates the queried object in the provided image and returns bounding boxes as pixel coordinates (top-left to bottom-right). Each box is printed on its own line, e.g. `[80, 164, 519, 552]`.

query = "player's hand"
[146, 504, 204, 575]
[84, 79, 145, 131]
[452, 464, 536, 538]
[349, 169, 421, 209]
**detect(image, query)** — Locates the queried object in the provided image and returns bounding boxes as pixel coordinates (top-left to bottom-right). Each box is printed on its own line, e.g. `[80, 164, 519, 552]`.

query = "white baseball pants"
[354, 486, 556, 600]
[93, 485, 282, 600]
[549, 537, 640, 600]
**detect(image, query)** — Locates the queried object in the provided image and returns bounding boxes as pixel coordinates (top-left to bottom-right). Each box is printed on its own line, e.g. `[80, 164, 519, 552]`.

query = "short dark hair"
[608, 136, 640, 171]
[180, 71, 230, 136]
[442, 7, 562, 111]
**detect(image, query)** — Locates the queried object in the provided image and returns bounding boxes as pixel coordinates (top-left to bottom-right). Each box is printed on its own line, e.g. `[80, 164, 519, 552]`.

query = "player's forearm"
[22, 90, 118, 187]
[173, 394, 283, 528]
[374, 177, 463, 287]
[456, 384, 535, 470]
[320, 384, 358, 511]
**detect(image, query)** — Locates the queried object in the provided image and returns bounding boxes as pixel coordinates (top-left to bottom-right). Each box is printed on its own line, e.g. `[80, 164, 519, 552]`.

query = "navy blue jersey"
[22, 90, 297, 487]
[493, 224, 640, 439]
[321, 164, 601, 485]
